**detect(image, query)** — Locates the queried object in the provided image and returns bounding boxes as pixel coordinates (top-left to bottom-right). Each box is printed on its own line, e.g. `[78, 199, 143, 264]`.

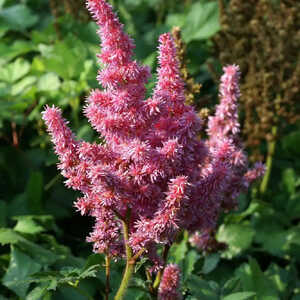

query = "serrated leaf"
[202, 253, 220, 274]
[2, 247, 41, 297]
[13, 216, 45, 234]
[29, 265, 100, 291]
[0, 228, 21, 245]
[78, 264, 100, 279]
[223, 292, 256, 300]
[0, 58, 30, 83]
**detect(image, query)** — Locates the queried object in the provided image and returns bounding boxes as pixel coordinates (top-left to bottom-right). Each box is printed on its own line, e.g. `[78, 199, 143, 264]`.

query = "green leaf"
[183, 250, 199, 280]
[42, 37, 88, 80]
[0, 228, 59, 265]
[135, 257, 149, 273]
[217, 224, 255, 258]
[165, 13, 186, 29]
[223, 292, 256, 300]
[282, 168, 296, 195]
[13, 216, 45, 234]
[26, 284, 49, 300]
[2, 246, 41, 298]
[183, 1, 220, 42]
[11, 75, 36, 96]
[235, 258, 278, 300]
[0, 4, 38, 31]
[28, 265, 100, 292]
[0, 228, 22, 245]
[187, 275, 219, 300]
[282, 131, 300, 156]
[0, 58, 31, 83]
[84, 253, 105, 270]
[169, 239, 188, 264]
[37, 73, 61, 92]
[202, 253, 220, 274]
[287, 192, 300, 220]
[0, 41, 35, 64]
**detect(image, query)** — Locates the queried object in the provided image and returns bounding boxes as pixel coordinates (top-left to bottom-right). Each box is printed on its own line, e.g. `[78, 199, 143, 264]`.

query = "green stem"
[114, 216, 134, 300]
[105, 254, 111, 300]
[44, 174, 61, 191]
[153, 244, 170, 290]
[259, 126, 277, 195]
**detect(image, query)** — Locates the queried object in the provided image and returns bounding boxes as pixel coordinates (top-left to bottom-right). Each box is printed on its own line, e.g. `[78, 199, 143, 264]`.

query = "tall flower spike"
[153, 33, 185, 108]
[158, 264, 182, 300]
[42, 106, 85, 190]
[85, 0, 150, 142]
[43, 0, 264, 262]
[207, 64, 241, 142]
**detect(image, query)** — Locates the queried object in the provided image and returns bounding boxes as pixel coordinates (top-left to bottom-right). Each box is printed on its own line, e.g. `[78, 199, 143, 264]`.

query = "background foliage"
[0, 0, 299, 299]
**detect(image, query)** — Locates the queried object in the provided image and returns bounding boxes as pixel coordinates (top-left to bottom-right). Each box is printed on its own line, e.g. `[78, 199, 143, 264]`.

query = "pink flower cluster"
[42, 0, 264, 259]
[158, 264, 181, 300]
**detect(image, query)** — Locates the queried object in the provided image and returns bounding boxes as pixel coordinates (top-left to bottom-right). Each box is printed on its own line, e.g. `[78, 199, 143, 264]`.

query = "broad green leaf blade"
[0, 228, 21, 245]
[202, 253, 220, 274]
[11, 75, 36, 95]
[183, 1, 220, 42]
[25, 284, 49, 300]
[183, 250, 200, 280]
[0, 4, 38, 31]
[13, 216, 45, 234]
[0, 228, 59, 265]
[282, 168, 296, 195]
[0, 58, 30, 83]
[235, 259, 279, 300]
[217, 224, 255, 258]
[2, 247, 41, 298]
[169, 239, 188, 263]
[0, 41, 35, 66]
[187, 275, 219, 300]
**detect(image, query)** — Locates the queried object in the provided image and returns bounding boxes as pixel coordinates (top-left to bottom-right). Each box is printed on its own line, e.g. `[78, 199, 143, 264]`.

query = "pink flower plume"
[43, 0, 264, 259]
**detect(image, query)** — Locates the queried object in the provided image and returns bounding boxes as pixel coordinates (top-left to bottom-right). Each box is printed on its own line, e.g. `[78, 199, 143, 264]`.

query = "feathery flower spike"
[43, 0, 264, 261]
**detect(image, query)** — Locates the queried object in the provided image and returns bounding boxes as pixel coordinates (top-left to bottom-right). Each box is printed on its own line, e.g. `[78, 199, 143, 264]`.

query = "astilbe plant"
[42, 0, 264, 298]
